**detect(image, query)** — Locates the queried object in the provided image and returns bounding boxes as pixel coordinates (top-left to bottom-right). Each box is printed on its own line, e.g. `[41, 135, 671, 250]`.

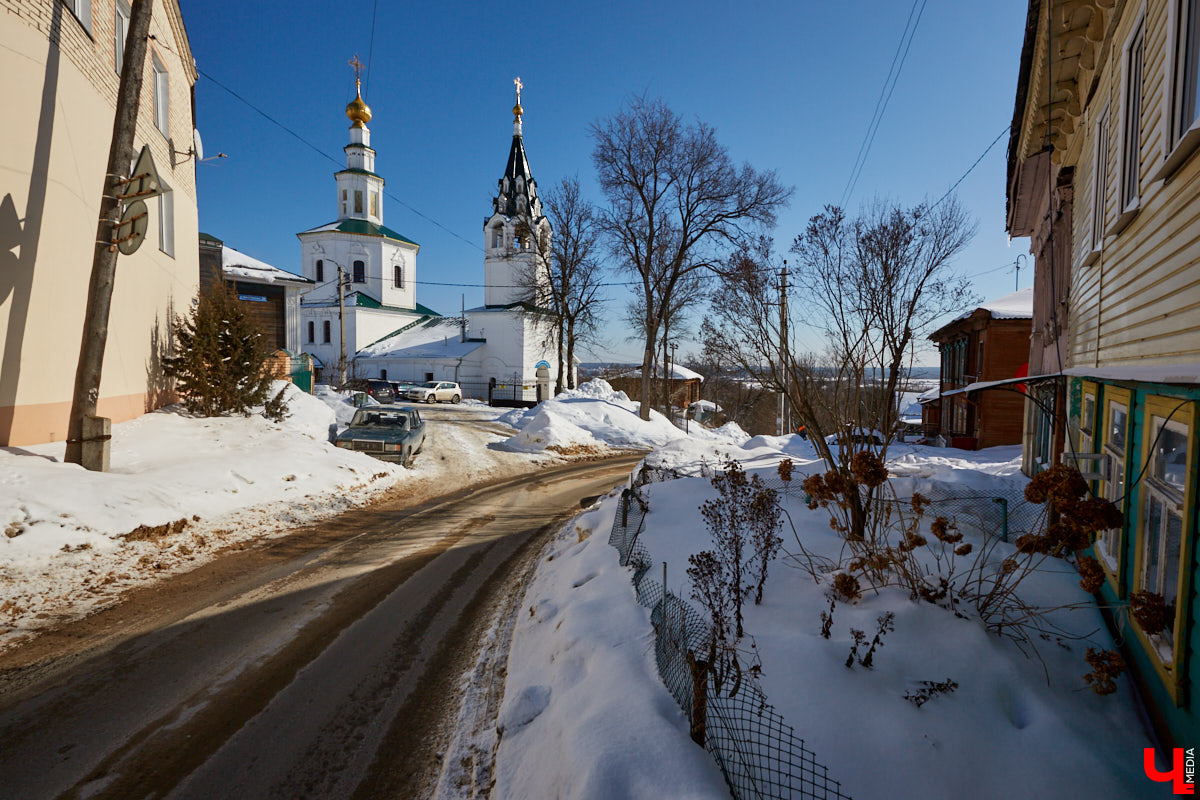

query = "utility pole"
[669, 341, 678, 424]
[778, 261, 790, 436]
[65, 0, 155, 468]
[338, 264, 347, 386]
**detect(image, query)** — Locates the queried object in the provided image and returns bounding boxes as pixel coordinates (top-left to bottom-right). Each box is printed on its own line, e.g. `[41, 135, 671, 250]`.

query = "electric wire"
[840, 0, 929, 208]
[196, 67, 484, 254]
[929, 125, 1010, 212]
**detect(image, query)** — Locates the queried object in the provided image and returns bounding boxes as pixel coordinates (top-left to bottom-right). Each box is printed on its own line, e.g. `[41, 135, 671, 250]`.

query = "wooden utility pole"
[338, 264, 348, 385]
[778, 262, 790, 436]
[65, 0, 155, 468]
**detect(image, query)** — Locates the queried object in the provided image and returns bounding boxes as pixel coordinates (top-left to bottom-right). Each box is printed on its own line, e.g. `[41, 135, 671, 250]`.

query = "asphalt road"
[0, 454, 642, 800]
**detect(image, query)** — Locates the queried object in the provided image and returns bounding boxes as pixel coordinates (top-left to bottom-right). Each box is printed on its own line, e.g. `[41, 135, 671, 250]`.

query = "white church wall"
[353, 307, 421, 352]
[378, 241, 418, 310]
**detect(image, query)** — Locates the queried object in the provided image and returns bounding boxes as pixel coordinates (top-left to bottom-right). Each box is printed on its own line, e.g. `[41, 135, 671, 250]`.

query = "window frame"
[1114, 14, 1145, 232]
[157, 177, 174, 257]
[1097, 387, 1130, 584]
[353, 260, 366, 283]
[1088, 105, 1110, 263]
[1159, 0, 1200, 179]
[315, 259, 324, 283]
[393, 264, 403, 289]
[307, 321, 315, 344]
[151, 51, 170, 138]
[1130, 395, 1196, 703]
[322, 320, 331, 344]
[113, 1, 130, 74]
[63, 0, 93, 36]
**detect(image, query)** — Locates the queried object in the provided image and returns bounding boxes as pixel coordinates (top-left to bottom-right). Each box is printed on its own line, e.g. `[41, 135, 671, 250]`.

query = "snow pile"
[500, 380, 686, 452]
[493, 500, 728, 800]
[0, 385, 404, 644]
[314, 383, 377, 431]
[499, 447, 1152, 798]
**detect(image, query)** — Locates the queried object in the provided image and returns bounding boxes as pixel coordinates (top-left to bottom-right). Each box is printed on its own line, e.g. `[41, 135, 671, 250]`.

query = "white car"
[405, 381, 462, 404]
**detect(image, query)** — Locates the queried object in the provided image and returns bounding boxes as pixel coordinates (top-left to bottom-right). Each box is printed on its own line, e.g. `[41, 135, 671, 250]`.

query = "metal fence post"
[994, 497, 1008, 541]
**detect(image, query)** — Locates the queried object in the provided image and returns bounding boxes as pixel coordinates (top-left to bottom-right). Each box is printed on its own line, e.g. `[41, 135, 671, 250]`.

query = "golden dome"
[513, 103, 524, 121]
[346, 80, 372, 127]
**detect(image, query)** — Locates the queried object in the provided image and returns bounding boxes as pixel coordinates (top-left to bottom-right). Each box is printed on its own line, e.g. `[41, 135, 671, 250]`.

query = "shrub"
[163, 282, 285, 418]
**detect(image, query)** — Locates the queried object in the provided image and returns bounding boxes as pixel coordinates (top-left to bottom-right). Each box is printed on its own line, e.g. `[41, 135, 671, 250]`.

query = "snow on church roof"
[357, 316, 484, 359]
[222, 245, 311, 285]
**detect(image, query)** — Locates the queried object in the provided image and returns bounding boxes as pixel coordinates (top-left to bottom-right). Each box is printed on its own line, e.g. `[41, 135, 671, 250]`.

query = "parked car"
[339, 378, 396, 404]
[404, 381, 462, 404]
[334, 405, 426, 466]
[389, 381, 419, 397]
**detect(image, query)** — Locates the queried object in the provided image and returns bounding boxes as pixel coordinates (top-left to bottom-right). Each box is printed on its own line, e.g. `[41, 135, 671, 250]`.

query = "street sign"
[114, 199, 148, 255]
[117, 145, 163, 201]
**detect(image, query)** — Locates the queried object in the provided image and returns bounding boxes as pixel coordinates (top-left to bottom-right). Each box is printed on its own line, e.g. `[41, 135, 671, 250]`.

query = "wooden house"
[1008, 0, 1200, 751]
[928, 288, 1033, 450]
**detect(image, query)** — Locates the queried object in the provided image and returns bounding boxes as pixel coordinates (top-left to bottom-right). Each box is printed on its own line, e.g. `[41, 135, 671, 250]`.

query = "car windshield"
[422, 381, 439, 388]
[350, 410, 409, 428]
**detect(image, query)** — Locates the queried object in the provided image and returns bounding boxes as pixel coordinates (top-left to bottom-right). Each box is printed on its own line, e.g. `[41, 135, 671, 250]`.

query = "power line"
[929, 125, 1010, 211]
[365, 0, 380, 96]
[196, 68, 484, 254]
[840, 0, 928, 207]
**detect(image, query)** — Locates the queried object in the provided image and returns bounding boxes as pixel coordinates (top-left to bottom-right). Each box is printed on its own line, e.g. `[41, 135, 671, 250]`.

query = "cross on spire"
[514, 76, 523, 104]
[349, 54, 365, 85]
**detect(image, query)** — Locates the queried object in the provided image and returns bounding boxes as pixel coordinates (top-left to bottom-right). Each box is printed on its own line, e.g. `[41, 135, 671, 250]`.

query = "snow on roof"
[356, 317, 483, 359]
[1065, 362, 1200, 384]
[916, 387, 940, 403]
[620, 364, 704, 381]
[222, 245, 310, 284]
[951, 286, 1034, 324]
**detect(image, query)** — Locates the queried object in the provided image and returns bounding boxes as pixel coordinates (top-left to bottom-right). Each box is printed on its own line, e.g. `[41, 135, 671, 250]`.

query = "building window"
[380, 369, 388, 380]
[342, 189, 347, 216]
[323, 320, 331, 343]
[158, 179, 174, 257]
[393, 265, 403, 288]
[307, 321, 315, 343]
[353, 260, 365, 283]
[1175, 0, 1200, 143]
[114, 1, 130, 74]
[63, 0, 92, 34]
[1135, 400, 1192, 670]
[370, 191, 378, 218]
[152, 52, 170, 137]
[1092, 107, 1109, 251]
[1097, 392, 1130, 573]
[1121, 20, 1144, 213]
[1031, 385, 1056, 472]
[492, 227, 503, 249]
[315, 259, 324, 282]
[355, 190, 363, 214]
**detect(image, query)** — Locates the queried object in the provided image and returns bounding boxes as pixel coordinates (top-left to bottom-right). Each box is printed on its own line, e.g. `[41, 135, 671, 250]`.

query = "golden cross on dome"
[349, 54, 365, 84]
[514, 76, 523, 104]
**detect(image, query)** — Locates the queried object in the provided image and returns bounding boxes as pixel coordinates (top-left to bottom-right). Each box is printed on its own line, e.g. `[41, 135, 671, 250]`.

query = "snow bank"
[0, 384, 404, 643]
[493, 500, 728, 800]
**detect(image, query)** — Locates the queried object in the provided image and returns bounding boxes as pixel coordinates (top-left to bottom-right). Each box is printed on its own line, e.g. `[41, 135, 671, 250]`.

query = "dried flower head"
[849, 451, 888, 488]
[1083, 647, 1126, 695]
[1077, 556, 1105, 594]
[954, 543, 973, 556]
[1001, 557, 1019, 574]
[832, 572, 862, 602]
[777, 458, 794, 483]
[1131, 591, 1169, 635]
[911, 492, 930, 515]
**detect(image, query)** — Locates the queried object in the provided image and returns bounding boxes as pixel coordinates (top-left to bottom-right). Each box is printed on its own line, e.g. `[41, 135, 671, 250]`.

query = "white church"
[298, 74, 560, 403]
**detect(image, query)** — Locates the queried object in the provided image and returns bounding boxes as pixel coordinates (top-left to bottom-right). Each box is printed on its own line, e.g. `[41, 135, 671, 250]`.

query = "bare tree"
[625, 267, 706, 414]
[704, 198, 976, 540]
[516, 177, 607, 393]
[591, 95, 792, 420]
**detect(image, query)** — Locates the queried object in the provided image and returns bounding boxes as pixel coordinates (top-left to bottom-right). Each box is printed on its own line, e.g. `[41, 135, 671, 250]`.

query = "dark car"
[340, 379, 396, 404]
[334, 405, 426, 466]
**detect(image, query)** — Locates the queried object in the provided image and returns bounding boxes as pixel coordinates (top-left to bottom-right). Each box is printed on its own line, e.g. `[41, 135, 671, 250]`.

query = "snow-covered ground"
[494, 414, 1153, 798]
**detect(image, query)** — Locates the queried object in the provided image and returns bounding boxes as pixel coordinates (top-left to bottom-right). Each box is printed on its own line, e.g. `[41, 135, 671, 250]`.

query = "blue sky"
[183, 0, 1029, 364]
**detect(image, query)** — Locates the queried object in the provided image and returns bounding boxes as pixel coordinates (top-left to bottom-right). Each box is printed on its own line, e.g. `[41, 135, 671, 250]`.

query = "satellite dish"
[193, 128, 204, 162]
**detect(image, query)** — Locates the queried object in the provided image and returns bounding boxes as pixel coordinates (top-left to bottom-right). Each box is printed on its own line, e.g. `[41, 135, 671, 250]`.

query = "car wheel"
[451, 394, 461, 404]
[425, 394, 435, 404]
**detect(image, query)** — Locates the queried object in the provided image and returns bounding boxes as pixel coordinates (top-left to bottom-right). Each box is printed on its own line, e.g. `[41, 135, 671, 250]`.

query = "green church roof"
[299, 219, 419, 247]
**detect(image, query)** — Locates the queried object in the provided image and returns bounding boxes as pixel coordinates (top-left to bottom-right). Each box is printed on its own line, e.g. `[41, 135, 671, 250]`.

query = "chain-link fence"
[607, 476, 853, 800]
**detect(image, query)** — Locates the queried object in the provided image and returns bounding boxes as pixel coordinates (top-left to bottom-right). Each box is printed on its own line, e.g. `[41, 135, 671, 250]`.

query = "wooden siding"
[1071, 0, 1200, 371]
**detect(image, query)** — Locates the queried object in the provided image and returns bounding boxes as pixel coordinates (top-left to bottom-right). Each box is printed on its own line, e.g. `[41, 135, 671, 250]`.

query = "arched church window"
[491, 227, 503, 249]
[323, 320, 331, 343]
[354, 190, 363, 214]
[393, 265, 403, 288]
[316, 259, 324, 282]
[307, 321, 314, 343]
[353, 260, 365, 283]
